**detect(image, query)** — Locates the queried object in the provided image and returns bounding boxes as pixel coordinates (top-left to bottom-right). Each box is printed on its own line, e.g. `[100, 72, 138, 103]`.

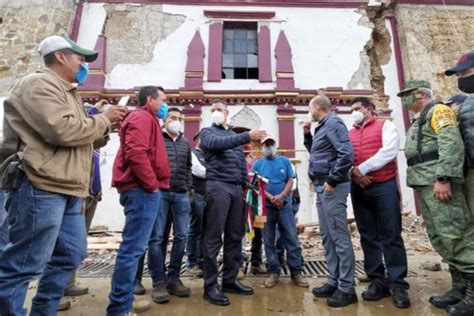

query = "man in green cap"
[0, 36, 127, 315]
[397, 80, 474, 315]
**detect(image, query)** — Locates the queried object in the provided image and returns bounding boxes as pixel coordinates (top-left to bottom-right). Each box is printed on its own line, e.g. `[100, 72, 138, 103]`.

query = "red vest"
[349, 117, 397, 183]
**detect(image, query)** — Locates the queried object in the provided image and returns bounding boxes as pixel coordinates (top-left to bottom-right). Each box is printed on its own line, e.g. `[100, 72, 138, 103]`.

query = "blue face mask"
[75, 63, 89, 85]
[156, 102, 168, 119]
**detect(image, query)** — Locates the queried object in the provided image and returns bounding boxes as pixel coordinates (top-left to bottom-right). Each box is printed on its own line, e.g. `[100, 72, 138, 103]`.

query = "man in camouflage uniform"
[397, 80, 474, 316]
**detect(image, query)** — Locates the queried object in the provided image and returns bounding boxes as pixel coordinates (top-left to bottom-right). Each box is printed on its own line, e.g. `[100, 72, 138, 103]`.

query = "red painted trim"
[275, 31, 296, 91]
[387, 14, 421, 217]
[396, 0, 473, 5]
[184, 31, 205, 90]
[86, 0, 367, 8]
[258, 26, 272, 83]
[204, 10, 275, 19]
[70, 0, 83, 41]
[78, 35, 107, 92]
[208, 22, 223, 82]
[277, 110, 296, 158]
[386, 15, 410, 133]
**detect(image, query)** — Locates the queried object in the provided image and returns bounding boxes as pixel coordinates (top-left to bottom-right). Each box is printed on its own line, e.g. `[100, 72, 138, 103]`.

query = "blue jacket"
[304, 112, 354, 186]
[200, 124, 250, 185]
[459, 95, 474, 168]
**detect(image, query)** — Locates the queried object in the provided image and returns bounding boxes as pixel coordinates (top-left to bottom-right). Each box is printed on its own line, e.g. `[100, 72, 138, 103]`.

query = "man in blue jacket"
[200, 101, 266, 306]
[304, 95, 357, 307]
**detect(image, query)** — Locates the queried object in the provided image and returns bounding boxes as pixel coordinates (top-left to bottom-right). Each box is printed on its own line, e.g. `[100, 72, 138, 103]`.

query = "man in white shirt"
[186, 133, 207, 277]
[348, 97, 410, 309]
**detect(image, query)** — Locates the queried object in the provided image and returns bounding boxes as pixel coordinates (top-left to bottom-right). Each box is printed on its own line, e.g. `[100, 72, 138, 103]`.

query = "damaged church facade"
[1, 0, 473, 230]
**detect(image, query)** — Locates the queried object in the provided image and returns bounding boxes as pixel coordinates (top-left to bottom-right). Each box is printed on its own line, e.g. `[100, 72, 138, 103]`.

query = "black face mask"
[458, 74, 474, 94]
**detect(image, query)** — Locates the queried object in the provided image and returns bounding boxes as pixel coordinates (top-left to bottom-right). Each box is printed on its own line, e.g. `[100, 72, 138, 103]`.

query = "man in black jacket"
[148, 108, 193, 304]
[200, 101, 266, 306]
[304, 95, 357, 308]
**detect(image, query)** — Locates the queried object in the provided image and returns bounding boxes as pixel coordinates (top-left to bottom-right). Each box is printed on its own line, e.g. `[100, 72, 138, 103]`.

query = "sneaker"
[362, 279, 391, 301]
[132, 300, 151, 313]
[134, 281, 146, 295]
[392, 287, 411, 309]
[251, 264, 267, 275]
[327, 289, 358, 307]
[312, 283, 337, 298]
[57, 298, 71, 311]
[188, 266, 204, 278]
[152, 284, 170, 304]
[238, 267, 245, 280]
[166, 279, 191, 297]
[64, 284, 89, 296]
[291, 273, 309, 288]
[265, 274, 280, 288]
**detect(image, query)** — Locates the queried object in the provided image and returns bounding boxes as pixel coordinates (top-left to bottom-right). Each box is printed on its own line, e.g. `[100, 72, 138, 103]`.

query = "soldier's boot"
[429, 266, 466, 309]
[446, 274, 474, 316]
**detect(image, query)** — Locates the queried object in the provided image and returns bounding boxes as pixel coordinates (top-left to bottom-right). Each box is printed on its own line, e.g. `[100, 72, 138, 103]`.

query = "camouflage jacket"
[405, 103, 464, 187]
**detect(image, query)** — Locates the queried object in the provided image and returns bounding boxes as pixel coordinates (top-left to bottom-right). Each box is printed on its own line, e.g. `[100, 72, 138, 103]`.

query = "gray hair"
[309, 95, 331, 111]
[417, 88, 433, 100]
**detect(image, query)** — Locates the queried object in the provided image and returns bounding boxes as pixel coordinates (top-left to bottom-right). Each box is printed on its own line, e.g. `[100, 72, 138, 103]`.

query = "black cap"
[445, 51, 474, 76]
[445, 94, 468, 105]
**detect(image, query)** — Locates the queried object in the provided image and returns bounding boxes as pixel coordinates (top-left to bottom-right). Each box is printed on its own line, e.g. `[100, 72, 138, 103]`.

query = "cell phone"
[118, 96, 130, 106]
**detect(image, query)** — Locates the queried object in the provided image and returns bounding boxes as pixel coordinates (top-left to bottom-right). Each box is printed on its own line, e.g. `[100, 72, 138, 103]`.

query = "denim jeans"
[263, 202, 304, 276]
[149, 191, 190, 286]
[107, 188, 161, 315]
[0, 179, 86, 316]
[0, 190, 8, 257]
[187, 193, 206, 268]
[351, 179, 409, 289]
[276, 202, 300, 262]
[316, 182, 356, 294]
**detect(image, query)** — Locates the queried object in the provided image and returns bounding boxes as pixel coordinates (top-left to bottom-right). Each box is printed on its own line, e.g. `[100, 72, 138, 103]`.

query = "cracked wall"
[349, 5, 392, 109]
[103, 4, 186, 74]
[0, 0, 76, 96]
[395, 4, 474, 99]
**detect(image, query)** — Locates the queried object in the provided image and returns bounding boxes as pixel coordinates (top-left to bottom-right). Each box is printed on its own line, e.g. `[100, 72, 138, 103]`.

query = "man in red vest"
[348, 97, 410, 309]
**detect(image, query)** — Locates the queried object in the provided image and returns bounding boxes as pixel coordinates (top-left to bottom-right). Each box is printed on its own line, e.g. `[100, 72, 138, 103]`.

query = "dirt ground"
[24, 214, 453, 315]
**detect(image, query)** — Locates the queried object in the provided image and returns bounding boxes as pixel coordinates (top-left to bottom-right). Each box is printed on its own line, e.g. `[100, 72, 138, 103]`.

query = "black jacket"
[200, 124, 249, 185]
[163, 131, 193, 192]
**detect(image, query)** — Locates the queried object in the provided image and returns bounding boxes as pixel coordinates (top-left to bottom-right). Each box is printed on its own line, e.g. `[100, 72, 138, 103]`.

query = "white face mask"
[168, 120, 181, 135]
[351, 110, 364, 124]
[212, 111, 226, 126]
[263, 145, 277, 157]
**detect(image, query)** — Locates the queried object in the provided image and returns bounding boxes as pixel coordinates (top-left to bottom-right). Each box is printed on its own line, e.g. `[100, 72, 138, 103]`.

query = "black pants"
[203, 181, 244, 290]
[351, 178, 409, 289]
[250, 228, 263, 266]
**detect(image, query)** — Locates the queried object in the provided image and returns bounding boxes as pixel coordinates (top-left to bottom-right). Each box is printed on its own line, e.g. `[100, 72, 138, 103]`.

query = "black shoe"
[222, 281, 254, 295]
[312, 283, 337, 298]
[446, 277, 474, 316]
[392, 287, 411, 309]
[134, 281, 146, 295]
[362, 279, 391, 301]
[203, 288, 230, 306]
[430, 286, 465, 309]
[327, 289, 358, 307]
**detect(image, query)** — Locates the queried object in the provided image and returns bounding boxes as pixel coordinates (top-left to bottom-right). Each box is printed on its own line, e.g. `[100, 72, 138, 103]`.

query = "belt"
[407, 151, 439, 167]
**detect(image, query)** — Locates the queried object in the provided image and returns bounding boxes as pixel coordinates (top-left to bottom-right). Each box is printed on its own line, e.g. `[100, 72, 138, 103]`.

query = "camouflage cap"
[396, 80, 431, 97]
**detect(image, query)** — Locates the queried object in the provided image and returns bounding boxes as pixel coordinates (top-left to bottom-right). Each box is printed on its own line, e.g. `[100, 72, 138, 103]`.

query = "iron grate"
[77, 260, 418, 278]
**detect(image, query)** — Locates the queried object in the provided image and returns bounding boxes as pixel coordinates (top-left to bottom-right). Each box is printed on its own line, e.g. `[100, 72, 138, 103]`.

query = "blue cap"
[445, 51, 474, 76]
[445, 94, 468, 105]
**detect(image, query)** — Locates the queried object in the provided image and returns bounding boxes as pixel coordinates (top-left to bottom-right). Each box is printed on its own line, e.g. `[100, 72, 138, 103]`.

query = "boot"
[429, 266, 466, 309]
[446, 274, 474, 316]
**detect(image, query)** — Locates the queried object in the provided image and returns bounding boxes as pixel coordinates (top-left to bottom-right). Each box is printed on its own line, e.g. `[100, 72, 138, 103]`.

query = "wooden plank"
[87, 236, 122, 244]
[87, 243, 120, 250]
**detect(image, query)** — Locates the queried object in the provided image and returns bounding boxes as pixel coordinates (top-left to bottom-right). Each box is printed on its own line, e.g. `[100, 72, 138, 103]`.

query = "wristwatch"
[436, 176, 450, 183]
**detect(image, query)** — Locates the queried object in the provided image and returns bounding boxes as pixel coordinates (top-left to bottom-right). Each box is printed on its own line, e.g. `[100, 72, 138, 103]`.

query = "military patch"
[431, 104, 457, 133]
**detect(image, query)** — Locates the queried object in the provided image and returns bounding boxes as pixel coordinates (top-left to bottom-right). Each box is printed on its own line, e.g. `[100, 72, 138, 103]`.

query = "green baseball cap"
[38, 35, 98, 62]
[396, 80, 431, 97]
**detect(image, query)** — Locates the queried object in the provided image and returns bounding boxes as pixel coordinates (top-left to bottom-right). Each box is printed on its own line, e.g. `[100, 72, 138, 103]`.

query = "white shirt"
[358, 120, 400, 176]
[191, 151, 206, 179]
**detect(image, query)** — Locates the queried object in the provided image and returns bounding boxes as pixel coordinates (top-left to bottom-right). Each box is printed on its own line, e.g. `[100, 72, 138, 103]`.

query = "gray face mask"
[263, 145, 277, 157]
